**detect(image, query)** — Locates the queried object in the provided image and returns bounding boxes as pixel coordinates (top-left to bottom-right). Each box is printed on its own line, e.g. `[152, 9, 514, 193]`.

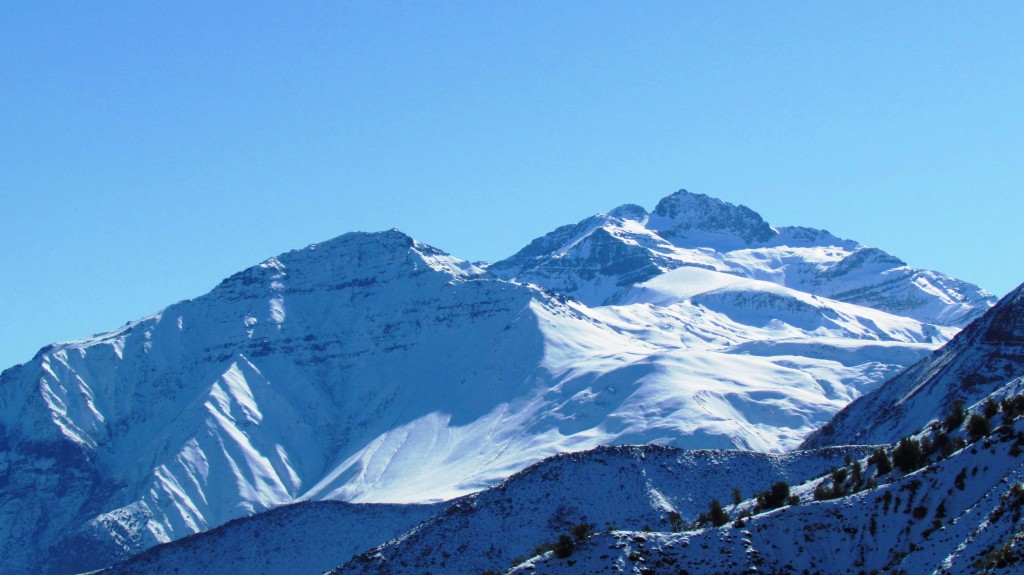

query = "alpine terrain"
[104, 279, 1024, 575]
[0, 189, 996, 574]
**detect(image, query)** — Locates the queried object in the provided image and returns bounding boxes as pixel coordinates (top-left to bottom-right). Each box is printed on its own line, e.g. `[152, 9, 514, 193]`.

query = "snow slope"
[804, 281, 1024, 449]
[114, 386, 1024, 575]
[96, 500, 442, 575]
[0, 190, 992, 574]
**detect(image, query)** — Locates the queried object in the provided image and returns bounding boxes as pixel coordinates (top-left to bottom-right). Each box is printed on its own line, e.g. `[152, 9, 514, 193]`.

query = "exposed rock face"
[649, 189, 776, 245]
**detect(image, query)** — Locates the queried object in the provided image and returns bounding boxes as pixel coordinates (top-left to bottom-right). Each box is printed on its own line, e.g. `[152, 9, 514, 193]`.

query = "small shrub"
[851, 460, 863, 487]
[984, 398, 1000, 418]
[570, 522, 595, 541]
[933, 432, 954, 458]
[533, 542, 555, 556]
[1000, 395, 1024, 420]
[552, 534, 575, 558]
[968, 413, 992, 442]
[920, 435, 934, 455]
[813, 483, 834, 501]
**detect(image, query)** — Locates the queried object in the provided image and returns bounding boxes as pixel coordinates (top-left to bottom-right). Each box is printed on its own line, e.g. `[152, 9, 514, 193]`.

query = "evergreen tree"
[709, 498, 729, 526]
[851, 460, 863, 487]
[869, 448, 892, 475]
[944, 399, 966, 432]
[893, 437, 924, 473]
[667, 511, 684, 532]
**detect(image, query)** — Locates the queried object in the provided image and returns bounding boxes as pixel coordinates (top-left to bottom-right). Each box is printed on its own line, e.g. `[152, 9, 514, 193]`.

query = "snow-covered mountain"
[0, 189, 995, 574]
[803, 281, 1024, 449]
[490, 190, 994, 326]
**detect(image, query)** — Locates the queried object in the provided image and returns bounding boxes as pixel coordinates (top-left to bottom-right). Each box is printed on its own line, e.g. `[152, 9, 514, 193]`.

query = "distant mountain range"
[0, 189, 998, 574]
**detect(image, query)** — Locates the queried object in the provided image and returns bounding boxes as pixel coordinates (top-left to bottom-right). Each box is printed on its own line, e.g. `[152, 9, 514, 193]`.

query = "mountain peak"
[649, 189, 776, 246]
[304, 228, 414, 254]
[212, 229, 482, 303]
[607, 203, 648, 222]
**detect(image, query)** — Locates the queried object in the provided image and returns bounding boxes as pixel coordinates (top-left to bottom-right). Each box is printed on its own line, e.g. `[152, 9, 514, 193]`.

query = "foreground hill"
[332, 445, 868, 575]
[513, 399, 1024, 575]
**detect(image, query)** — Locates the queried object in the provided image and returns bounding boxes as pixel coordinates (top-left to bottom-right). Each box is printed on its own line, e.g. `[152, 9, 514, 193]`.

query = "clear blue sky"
[2, 2, 1022, 369]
